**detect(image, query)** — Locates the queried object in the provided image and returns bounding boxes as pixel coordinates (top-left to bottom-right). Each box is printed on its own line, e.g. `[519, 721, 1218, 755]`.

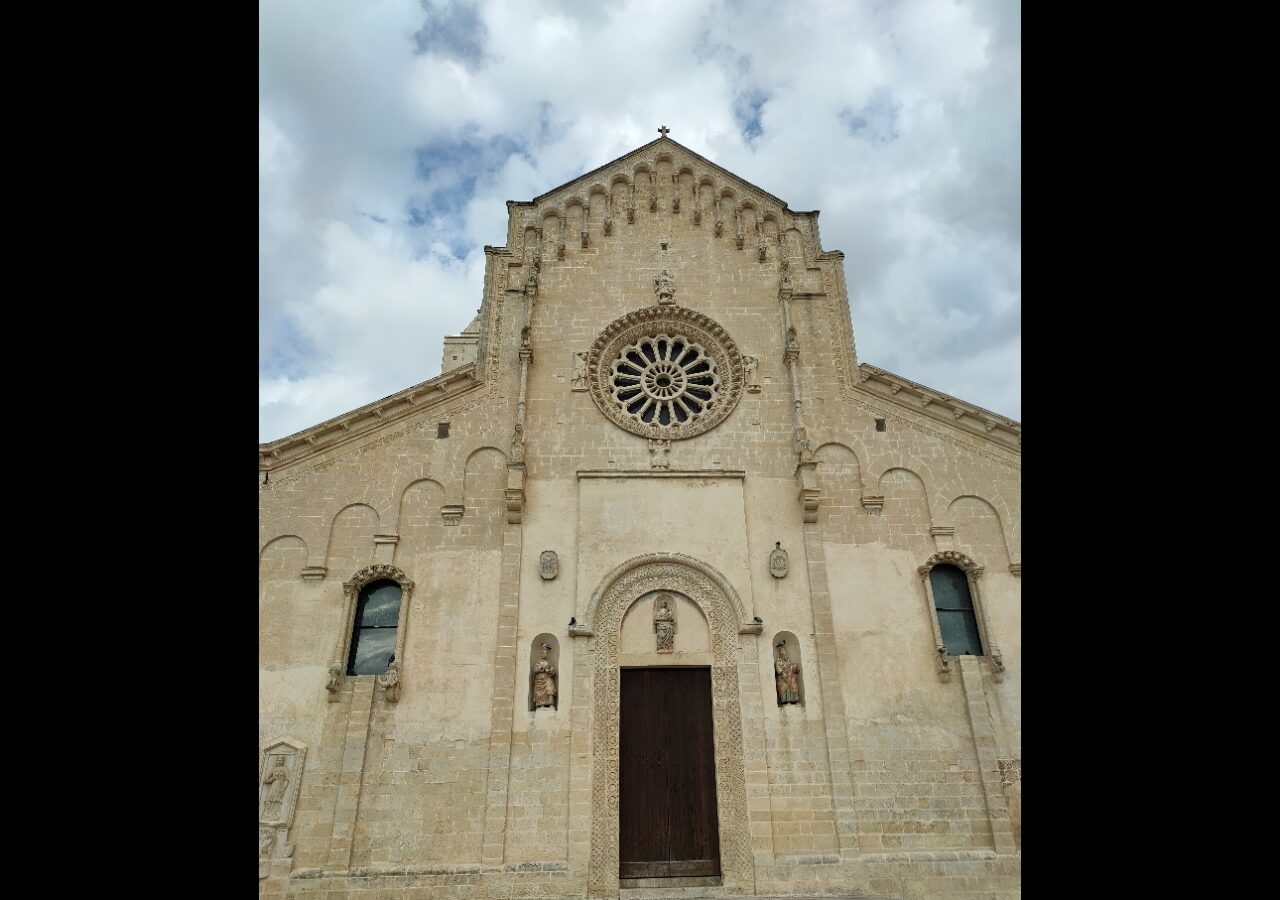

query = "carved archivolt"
[918, 549, 983, 578]
[582, 556, 755, 895]
[577, 552, 752, 635]
[587, 306, 744, 440]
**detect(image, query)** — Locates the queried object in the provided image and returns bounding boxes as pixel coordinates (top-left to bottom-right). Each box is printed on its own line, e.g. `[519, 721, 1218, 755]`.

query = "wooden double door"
[619, 667, 721, 879]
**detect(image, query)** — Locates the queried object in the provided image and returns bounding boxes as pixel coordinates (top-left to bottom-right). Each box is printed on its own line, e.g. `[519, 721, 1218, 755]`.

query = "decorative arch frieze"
[325, 563, 415, 701]
[575, 554, 757, 895]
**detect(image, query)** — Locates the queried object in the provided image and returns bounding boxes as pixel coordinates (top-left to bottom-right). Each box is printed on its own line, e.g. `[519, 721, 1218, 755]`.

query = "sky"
[259, 0, 1020, 444]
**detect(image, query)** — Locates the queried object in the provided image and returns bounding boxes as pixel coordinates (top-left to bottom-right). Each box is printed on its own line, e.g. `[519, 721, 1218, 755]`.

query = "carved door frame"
[572, 553, 761, 896]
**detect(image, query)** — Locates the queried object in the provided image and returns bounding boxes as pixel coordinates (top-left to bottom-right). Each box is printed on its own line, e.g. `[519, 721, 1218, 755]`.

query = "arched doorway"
[572, 553, 760, 896]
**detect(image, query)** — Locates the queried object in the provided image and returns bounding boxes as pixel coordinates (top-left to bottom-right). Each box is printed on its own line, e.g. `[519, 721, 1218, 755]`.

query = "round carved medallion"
[587, 306, 744, 440]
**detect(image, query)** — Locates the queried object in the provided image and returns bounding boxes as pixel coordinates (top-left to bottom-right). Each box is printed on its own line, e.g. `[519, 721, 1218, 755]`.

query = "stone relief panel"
[258, 736, 306, 876]
[769, 542, 789, 578]
[540, 550, 559, 580]
[259, 737, 306, 825]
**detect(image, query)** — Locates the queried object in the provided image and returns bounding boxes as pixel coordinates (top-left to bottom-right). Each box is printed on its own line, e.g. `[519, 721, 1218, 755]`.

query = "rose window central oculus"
[610, 334, 719, 427]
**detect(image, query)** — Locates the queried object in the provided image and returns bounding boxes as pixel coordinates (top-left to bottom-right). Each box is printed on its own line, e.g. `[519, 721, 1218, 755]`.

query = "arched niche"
[771, 631, 806, 707]
[529, 633, 560, 712]
[619, 590, 710, 665]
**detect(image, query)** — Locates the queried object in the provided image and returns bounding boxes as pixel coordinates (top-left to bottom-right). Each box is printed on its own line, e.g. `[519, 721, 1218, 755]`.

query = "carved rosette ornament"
[587, 306, 745, 441]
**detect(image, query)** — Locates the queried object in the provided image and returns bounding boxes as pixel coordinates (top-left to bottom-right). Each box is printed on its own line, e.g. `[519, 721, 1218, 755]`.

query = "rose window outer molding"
[587, 305, 745, 440]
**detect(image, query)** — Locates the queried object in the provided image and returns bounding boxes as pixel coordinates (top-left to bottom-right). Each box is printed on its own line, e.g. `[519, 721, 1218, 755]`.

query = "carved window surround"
[326, 564, 415, 702]
[916, 550, 1004, 683]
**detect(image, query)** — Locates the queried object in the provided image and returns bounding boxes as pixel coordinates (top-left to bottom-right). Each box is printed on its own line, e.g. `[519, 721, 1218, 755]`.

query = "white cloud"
[260, 0, 1020, 442]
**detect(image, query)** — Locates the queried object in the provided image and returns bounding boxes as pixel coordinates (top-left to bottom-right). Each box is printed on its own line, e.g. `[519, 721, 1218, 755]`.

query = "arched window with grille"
[929, 565, 982, 657]
[347, 579, 402, 675]
[918, 551, 1003, 680]
[324, 564, 415, 701]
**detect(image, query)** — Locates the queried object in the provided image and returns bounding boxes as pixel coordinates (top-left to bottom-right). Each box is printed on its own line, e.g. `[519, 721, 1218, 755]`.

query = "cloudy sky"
[259, 0, 1019, 444]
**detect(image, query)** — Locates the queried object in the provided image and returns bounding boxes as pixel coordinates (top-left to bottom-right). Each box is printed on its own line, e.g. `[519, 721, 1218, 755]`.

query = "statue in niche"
[654, 269, 675, 304]
[261, 755, 291, 819]
[671, 175, 680, 212]
[775, 640, 801, 705]
[525, 267, 538, 297]
[571, 351, 588, 391]
[780, 256, 793, 294]
[654, 594, 677, 653]
[532, 642, 557, 708]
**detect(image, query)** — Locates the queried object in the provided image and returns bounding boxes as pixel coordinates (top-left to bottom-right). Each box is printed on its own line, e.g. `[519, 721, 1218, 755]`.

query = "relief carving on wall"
[648, 438, 671, 470]
[540, 550, 559, 580]
[532, 642, 557, 709]
[769, 542, 789, 578]
[774, 639, 801, 705]
[653, 268, 676, 304]
[744, 355, 761, 393]
[653, 593, 677, 652]
[259, 737, 306, 876]
[571, 351, 588, 391]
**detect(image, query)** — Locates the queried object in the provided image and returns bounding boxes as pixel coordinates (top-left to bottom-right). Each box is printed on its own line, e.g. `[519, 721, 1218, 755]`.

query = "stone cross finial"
[658, 125, 670, 136]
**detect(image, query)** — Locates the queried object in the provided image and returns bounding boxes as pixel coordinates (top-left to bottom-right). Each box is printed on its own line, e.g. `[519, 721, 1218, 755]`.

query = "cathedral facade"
[259, 135, 1021, 899]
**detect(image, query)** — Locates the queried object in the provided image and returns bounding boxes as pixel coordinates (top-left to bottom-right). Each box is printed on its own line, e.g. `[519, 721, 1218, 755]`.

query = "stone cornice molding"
[259, 364, 482, 473]
[857, 363, 1020, 451]
[576, 552, 751, 636]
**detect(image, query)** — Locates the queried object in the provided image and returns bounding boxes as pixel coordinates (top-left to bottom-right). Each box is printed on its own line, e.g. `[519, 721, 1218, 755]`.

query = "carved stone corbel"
[506, 464, 525, 524]
[861, 495, 885, 516]
[442, 504, 464, 525]
[377, 660, 401, 702]
[796, 461, 819, 524]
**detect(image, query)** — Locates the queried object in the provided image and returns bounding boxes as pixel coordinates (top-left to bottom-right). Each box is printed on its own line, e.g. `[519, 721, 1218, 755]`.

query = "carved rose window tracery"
[610, 333, 720, 428]
[588, 305, 744, 440]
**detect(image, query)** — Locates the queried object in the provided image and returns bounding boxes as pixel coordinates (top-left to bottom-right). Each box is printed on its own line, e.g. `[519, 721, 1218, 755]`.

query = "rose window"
[610, 334, 719, 428]
[587, 305, 744, 440]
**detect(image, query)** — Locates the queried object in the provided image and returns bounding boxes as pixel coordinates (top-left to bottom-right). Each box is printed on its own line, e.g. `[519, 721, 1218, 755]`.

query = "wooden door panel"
[619, 668, 719, 878]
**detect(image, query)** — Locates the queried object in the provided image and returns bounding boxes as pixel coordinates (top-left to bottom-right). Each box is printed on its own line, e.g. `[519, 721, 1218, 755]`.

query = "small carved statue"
[757, 242, 767, 262]
[557, 240, 566, 260]
[604, 215, 613, 236]
[571, 351, 588, 391]
[775, 640, 801, 705]
[259, 827, 275, 860]
[525, 268, 538, 297]
[532, 642, 557, 709]
[649, 438, 671, 470]
[262, 755, 291, 819]
[671, 175, 680, 212]
[744, 355, 761, 393]
[654, 594, 677, 653]
[654, 269, 676, 303]
[780, 258, 794, 294]
[325, 662, 342, 694]
[510, 423, 525, 464]
[377, 656, 401, 702]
